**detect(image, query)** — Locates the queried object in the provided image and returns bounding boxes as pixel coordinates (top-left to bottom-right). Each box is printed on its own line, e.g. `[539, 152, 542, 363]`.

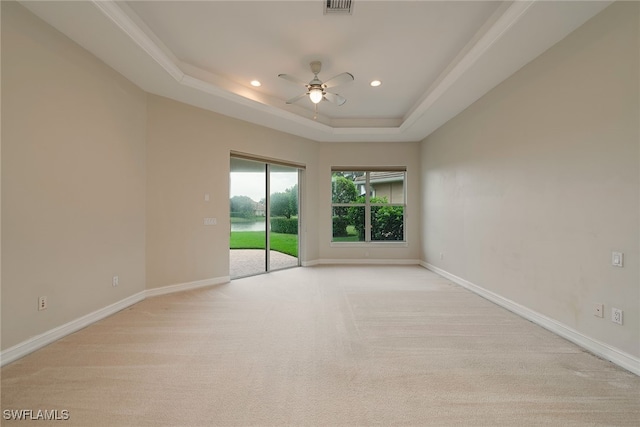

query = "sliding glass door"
[230, 158, 267, 278]
[268, 165, 299, 272]
[229, 157, 300, 279]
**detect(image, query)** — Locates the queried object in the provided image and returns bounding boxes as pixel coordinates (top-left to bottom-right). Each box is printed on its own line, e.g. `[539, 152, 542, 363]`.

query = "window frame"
[330, 168, 407, 246]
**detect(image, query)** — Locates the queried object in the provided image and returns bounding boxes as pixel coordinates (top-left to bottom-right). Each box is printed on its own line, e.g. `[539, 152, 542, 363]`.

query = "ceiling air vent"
[324, 0, 353, 15]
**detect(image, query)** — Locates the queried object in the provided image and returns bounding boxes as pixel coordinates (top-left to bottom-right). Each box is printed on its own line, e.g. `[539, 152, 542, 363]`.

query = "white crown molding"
[86, 0, 541, 141]
[90, 0, 184, 82]
[422, 262, 640, 376]
[89, 0, 340, 134]
[401, 0, 535, 130]
[19, 0, 613, 142]
[180, 74, 335, 132]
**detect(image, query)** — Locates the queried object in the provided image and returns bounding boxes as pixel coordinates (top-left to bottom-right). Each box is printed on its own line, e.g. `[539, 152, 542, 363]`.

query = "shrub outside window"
[331, 169, 406, 243]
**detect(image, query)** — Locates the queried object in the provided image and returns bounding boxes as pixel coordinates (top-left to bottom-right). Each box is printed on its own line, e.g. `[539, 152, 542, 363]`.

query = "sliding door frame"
[230, 152, 304, 276]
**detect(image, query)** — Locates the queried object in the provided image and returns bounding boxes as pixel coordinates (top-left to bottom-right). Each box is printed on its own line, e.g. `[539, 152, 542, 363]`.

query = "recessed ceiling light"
[370, 80, 382, 87]
[250, 80, 261, 87]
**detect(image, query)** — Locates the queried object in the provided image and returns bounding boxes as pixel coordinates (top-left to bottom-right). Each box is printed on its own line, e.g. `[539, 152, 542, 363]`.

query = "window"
[331, 168, 406, 243]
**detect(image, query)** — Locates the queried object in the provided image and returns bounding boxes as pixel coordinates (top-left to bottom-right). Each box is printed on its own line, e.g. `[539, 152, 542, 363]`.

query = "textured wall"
[145, 95, 319, 289]
[1, 2, 147, 349]
[421, 2, 639, 357]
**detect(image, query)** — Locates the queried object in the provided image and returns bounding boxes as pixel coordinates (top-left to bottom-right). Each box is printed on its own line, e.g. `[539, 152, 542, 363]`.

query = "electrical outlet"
[440, 252, 444, 260]
[112, 276, 119, 287]
[38, 296, 48, 311]
[611, 308, 623, 325]
[594, 303, 603, 318]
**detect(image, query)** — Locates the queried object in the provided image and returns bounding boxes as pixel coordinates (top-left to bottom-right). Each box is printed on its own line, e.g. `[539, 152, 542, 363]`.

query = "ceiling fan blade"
[278, 74, 307, 86]
[323, 72, 354, 89]
[285, 93, 308, 104]
[323, 92, 347, 106]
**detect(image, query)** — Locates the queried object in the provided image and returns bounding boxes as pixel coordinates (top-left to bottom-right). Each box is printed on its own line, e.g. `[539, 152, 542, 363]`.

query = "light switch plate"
[612, 252, 623, 267]
[204, 218, 217, 226]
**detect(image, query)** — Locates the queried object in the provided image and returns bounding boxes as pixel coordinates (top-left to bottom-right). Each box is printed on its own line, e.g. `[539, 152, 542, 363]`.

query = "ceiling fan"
[278, 61, 354, 106]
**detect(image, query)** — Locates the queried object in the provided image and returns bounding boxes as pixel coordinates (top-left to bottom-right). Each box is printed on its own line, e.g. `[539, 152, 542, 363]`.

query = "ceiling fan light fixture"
[309, 88, 324, 104]
[279, 61, 353, 106]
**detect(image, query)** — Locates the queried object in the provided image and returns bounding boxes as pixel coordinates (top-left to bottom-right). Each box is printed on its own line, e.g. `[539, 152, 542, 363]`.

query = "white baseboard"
[422, 262, 640, 376]
[0, 291, 145, 367]
[145, 276, 230, 298]
[6, 266, 637, 376]
[1, 275, 230, 367]
[314, 258, 422, 266]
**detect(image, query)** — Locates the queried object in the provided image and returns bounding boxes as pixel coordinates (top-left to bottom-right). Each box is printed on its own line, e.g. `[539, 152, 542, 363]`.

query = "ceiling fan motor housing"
[308, 78, 325, 90]
[279, 60, 352, 106]
[310, 61, 322, 75]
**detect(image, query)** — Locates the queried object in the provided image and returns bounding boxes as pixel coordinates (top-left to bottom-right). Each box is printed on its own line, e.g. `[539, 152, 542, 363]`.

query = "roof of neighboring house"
[354, 172, 405, 185]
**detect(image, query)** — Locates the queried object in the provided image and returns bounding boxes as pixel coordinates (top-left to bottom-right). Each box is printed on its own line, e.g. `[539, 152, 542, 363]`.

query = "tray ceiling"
[20, 1, 612, 142]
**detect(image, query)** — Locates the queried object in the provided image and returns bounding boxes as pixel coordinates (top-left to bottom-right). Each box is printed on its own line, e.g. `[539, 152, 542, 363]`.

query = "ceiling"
[20, 0, 612, 143]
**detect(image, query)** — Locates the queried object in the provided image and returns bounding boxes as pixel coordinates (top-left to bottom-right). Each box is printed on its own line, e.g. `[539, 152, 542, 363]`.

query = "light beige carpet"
[2, 265, 639, 426]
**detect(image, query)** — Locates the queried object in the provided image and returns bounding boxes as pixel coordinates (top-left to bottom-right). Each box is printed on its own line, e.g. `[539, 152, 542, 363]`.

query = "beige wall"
[421, 2, 639, 357]
[146, 95, 319, 289]
[318, 142, 421, 261]
[0, 1, 321, 348]
[1, 2, 147, 349]
[2, 0, 637, 366]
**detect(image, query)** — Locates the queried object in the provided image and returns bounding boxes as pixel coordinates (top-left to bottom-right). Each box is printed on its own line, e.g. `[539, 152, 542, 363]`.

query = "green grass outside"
[230, 231, 298, 257]
[332, 225, 361, 242]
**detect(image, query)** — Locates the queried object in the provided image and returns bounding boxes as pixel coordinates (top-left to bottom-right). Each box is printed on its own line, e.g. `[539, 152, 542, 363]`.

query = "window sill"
[330, 241, 408, 248]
